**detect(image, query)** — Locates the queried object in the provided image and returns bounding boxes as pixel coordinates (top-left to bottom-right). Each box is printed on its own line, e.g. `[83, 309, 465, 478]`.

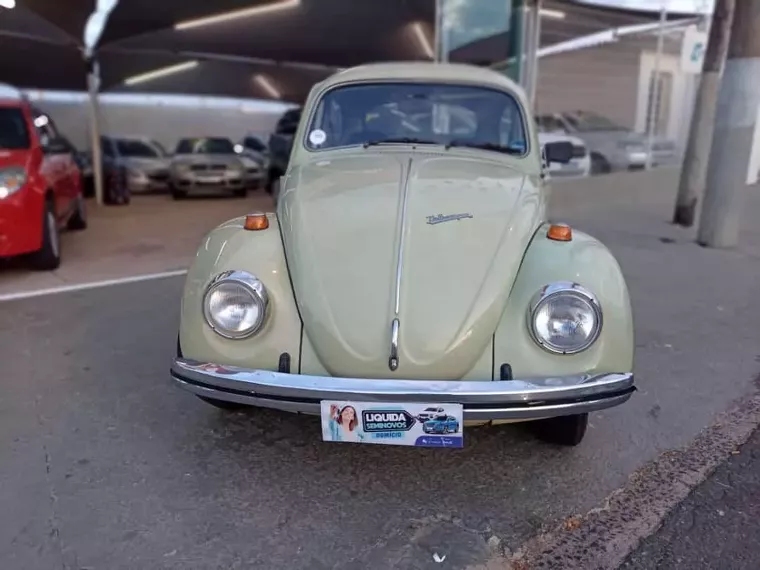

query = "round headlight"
[528, 282, 602, 354]
[203, 271, 268, 339]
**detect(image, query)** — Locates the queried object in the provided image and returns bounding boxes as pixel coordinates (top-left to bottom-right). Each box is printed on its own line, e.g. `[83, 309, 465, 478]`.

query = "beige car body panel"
[177, 62, 633, 421]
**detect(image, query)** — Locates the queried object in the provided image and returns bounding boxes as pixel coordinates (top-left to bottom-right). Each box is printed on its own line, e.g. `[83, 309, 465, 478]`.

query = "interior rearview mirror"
[543, 141, 574, 165]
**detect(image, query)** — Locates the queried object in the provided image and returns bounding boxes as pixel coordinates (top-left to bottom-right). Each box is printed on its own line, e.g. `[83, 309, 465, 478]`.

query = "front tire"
[67, 194, 88, 231]
[590, 153, 611, 175]
[171, 186, 188, 200]
[531, 413, 588, 446]
[29, 200, 61, 271]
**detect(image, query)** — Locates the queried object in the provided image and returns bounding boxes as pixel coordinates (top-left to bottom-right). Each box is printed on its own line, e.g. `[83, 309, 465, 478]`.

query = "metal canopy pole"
[527, 0, 542, 108]
[86, 57, 104, 206]
[646, 4, 668, 170]
[435, 0, 449, 62]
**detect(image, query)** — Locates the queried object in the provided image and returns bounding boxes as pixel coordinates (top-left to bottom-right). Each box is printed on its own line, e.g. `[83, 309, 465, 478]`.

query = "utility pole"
[673, 0, 735, 226]
[697, 0, 760, 247]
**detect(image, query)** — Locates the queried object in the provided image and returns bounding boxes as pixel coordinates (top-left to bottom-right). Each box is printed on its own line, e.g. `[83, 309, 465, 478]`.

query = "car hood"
[579, 130, 674, 147]
[279, 152, 542, 379]
[538, 132, 585, 147]
[171, 154, 242, 167]
[0, 149, 33, 170]
[123, 156, 169, 172]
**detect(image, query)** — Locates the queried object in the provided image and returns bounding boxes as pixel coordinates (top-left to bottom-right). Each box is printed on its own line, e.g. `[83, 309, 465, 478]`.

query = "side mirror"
[44, 137, 72, 155]
[543, 141, 574, 164]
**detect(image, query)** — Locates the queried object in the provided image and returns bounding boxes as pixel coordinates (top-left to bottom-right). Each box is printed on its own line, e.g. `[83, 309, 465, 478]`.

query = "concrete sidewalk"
[621, 423, 760, 570]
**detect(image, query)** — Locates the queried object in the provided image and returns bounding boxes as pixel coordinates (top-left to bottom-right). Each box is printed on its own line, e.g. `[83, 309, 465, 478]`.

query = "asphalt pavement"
[621, 424, 760, 570]
[2, 169, 760, 569]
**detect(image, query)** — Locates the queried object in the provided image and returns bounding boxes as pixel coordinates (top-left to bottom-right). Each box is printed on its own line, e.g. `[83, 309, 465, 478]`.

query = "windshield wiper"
[445, 140, 524, 155]
[363, 137, 437, 148]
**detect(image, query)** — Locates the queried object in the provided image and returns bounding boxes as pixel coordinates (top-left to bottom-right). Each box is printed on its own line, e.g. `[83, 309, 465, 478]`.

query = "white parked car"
[538, 132, 590, 179]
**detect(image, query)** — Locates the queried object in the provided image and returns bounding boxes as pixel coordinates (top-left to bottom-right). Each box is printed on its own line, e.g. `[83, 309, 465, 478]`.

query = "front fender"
[493, 223, 634, 379]
[178, 215, 302, 371]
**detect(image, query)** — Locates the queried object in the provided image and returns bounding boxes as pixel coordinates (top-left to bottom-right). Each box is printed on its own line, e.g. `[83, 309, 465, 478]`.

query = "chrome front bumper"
[171, 358, 635, 421]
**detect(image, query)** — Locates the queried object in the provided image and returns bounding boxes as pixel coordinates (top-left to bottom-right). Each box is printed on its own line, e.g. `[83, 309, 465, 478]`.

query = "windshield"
[243, 136, 267, 152]
[306, 83, 527, 154]
[536, 115, 567, 133]
[0, 107, 31, 150]
[116, 139, 161, 158]
[175, 137, 235, 154]
[563, 111, 627, 132]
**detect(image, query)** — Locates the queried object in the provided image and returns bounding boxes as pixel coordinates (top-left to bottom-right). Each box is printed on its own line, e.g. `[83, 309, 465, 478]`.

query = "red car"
[0, 85, 86, 270]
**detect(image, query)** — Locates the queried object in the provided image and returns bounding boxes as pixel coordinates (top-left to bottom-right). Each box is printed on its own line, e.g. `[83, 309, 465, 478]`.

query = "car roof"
[322, 62, 525, 95]
[0, 83, 25, 104]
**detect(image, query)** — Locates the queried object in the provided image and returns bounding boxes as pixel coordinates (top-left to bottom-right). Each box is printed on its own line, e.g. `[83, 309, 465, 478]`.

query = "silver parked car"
[170, 137, 249, 200]
[112, 136, 171, 193]
[536, 111, 678, 175]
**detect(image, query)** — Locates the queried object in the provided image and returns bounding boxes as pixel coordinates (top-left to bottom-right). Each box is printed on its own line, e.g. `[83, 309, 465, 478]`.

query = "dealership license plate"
[320, 401, 464, 448]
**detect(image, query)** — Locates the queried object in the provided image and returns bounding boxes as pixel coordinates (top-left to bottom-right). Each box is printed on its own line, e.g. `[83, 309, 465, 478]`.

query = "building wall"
[28, 95, 289, 151]
[636, 50, 694, 141]
[535, 33, 691, 146]
[535, 42, 643, 129]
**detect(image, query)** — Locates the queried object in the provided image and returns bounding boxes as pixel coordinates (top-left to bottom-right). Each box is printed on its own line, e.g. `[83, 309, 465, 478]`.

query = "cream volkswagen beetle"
[171, 62, 635, 447]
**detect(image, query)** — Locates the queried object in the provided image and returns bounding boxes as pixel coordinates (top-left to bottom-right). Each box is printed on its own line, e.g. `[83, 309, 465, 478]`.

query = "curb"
[469, 377, 760, 570]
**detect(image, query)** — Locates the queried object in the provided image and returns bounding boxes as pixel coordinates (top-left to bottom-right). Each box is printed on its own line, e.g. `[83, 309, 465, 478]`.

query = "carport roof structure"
[0, 0, 698, 102]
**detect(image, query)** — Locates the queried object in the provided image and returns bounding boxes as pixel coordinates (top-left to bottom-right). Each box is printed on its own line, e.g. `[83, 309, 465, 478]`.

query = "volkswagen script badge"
[426, 213, 474, 225]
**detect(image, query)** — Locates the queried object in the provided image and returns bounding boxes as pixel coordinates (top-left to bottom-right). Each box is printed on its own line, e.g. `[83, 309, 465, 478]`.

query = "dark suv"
[267, 107, 301, 197]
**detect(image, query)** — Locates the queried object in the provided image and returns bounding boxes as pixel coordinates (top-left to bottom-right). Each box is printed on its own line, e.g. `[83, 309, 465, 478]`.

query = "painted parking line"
[0, 269, 188, 303]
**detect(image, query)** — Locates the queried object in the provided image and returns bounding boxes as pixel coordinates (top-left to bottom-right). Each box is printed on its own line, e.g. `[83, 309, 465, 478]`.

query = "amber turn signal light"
[244, 213, 269, 231]
[547, 223, 572, 242]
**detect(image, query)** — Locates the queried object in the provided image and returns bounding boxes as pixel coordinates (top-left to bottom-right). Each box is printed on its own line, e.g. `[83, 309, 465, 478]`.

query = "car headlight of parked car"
[203, 270, 269, 339]
[0, 167, 27, 199]
[127, 167, 146, 180]
[227, 165, 244, 177]
[527, 281, 602, 354]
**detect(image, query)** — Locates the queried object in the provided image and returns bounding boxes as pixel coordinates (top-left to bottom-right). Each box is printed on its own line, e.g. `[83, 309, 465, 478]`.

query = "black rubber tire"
[29, 199, 61, 271]
[196, 395, 248, 411]
[171, 186, 188, 200]
[66, 194, 88, 231]
[590, 153, 611, 175]
[531, 413, 589, 447]
[233, 187, 247, 198]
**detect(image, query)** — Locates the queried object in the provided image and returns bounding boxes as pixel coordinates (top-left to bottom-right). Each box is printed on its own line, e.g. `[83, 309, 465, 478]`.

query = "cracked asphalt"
[621, 424, 760, 570]
[2, 169, 760, 569]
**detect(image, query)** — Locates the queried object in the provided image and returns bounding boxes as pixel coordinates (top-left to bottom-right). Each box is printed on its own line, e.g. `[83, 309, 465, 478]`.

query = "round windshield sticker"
[309, 129, 327, 146]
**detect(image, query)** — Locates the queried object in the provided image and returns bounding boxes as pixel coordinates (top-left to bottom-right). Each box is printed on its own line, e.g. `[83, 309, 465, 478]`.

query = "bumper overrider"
[171, 358, 635, 421]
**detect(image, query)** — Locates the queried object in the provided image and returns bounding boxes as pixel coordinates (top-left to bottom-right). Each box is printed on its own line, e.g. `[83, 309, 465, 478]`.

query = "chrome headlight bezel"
[527, 281, 603, 355]
[202, 270, 268, 339]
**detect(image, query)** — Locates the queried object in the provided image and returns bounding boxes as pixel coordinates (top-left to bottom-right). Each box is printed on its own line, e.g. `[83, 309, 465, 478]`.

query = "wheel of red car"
[531, 413, 588, 446]
[66, 194, 88, 231]
[29, 199, 61, 271]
